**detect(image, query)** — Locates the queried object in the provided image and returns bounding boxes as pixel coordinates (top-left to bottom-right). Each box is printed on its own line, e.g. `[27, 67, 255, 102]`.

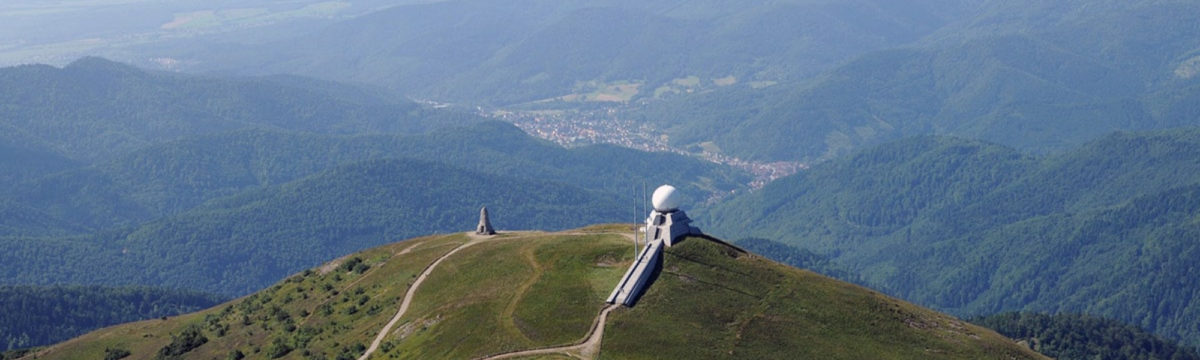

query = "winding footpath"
[477, 303, 622, 360]
[357, 235, 488, 360]
[358, 231, 623, 360]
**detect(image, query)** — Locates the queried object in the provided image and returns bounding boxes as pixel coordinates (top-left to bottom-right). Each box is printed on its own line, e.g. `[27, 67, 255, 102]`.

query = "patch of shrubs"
[153, 325, 208, 360]
[104, 347, 131, 360]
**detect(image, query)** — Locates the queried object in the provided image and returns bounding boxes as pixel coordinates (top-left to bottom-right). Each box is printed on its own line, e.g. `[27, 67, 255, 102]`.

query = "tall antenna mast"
[642, 181, 647, 245]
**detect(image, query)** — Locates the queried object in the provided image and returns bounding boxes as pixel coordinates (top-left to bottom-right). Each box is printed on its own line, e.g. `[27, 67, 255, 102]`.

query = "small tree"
[153, 325, 208, 360]
[267, 337, 294, 359]
[104, 347, 132, 360]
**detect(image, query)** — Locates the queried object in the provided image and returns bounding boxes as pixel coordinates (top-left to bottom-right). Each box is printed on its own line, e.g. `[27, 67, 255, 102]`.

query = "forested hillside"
[972, 312, 1200, 360]
[706, 128, 1200, 346]
[633, 0, 1200, 161]
[0, 57, 479, 162]
[0, 158, 627, 296]
[0, 121, 744, 237]
[0, 285, 223, 351]
[0, 140, 78, 187]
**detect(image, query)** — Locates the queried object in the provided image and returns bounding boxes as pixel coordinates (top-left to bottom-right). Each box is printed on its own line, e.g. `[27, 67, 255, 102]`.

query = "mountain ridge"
[160, 0, 983, 104]
[635, 0, 1200, 162]
[0, 57, 479, 163]
[22, 227, 1048, 360]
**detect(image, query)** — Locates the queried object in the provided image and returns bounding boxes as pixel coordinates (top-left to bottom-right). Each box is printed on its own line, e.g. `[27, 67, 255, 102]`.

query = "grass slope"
[23, 233, 470, 360]
[26, 229, 635, 360]
[603, 237, 1045, 359]
[384, 230, 632, 358]
[26, 228, 1043, 360]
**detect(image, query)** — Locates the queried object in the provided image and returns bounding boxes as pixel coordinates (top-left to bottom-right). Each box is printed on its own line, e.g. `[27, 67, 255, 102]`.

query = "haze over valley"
[3, 1, 1200, 359]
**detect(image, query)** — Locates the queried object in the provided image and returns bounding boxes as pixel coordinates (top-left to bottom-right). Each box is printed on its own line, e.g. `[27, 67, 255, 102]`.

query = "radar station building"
[607, 185, 700, 306]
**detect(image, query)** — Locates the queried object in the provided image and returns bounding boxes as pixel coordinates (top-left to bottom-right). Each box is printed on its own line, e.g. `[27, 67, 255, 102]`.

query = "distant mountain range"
[0, 57, 481, 163]
[141, 0, 984, 105]
[636, 0, 1200, 161]
[115, 0, 1200, 165]
[51, 0, 1190, 165]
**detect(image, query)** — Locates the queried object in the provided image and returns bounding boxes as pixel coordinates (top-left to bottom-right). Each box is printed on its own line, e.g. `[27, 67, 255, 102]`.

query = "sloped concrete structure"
[607, 238, 664, 306]
[607, 185, 701, 306]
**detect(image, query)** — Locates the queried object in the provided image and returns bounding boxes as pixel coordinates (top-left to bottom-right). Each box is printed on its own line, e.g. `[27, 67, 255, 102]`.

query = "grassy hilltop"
[24, 226, 1045, 360]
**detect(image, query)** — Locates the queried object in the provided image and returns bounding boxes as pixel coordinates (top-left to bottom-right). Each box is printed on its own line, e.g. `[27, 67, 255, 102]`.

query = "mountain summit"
[27, 225, 1045, 359]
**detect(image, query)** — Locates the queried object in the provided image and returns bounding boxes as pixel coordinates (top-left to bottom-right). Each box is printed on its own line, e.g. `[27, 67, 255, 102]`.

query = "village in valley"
[485, 106, 807, 191]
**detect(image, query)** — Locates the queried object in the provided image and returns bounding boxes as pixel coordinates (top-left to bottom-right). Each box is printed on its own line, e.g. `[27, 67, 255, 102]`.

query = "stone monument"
[476, 206, 496, 235]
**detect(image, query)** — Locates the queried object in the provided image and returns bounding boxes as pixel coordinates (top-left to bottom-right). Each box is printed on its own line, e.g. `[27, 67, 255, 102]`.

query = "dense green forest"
[0, 285, 224, 351]
[972, 312, 1200, 360]
[0, 120, 744, 297]
[706, 128, 1200, 346]
[0, 141, 79, 187]
[0, 121, 744, 236]
[0, 158, 624, 296]
[630, 0, 1200, 161]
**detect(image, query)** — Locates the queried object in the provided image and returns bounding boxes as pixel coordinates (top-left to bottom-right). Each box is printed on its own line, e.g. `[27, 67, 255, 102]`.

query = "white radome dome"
[651, 185, 683, 212]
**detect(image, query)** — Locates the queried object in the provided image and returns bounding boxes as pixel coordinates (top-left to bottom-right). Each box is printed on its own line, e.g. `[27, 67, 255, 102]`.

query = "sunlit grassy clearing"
[390, 232, 633, 358]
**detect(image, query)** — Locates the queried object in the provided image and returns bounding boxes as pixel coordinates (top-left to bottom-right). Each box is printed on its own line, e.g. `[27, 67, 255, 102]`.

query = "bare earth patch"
[1175, 56, 1200, 78]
